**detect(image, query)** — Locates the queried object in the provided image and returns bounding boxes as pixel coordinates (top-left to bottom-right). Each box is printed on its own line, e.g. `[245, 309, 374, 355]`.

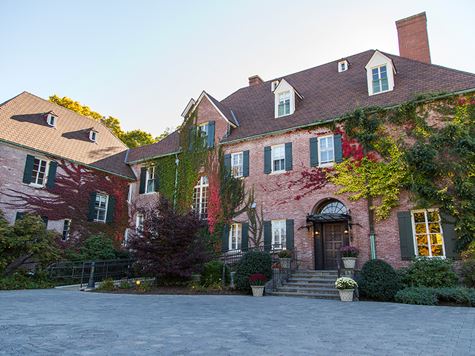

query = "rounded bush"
[236, 251, 272, 291]
[401, 257, 458, 288]
[395, 287, 437, 305]
[359, 259, 401, 301]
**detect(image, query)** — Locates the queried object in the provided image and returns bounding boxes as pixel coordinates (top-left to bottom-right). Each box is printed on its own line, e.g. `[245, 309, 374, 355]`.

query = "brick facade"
[396, 12, 431, 64]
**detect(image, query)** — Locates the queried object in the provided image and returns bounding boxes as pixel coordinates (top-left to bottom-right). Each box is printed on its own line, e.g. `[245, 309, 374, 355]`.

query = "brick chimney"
[396, 12, 431, 64]
[248, 75, 264, 86]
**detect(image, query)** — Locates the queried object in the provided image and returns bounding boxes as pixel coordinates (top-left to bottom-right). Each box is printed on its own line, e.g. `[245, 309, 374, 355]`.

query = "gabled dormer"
[273, 78, 303, 118]
[365, 51, 396, 96]
[45, 111, 58, 127]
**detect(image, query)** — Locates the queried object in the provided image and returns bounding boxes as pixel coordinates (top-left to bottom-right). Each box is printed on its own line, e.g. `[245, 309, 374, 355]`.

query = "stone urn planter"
[278, 250, 293, 270]
[342, 257, 357, 270]
[335, 277, 358, 302]
[251, 285, 265, 297]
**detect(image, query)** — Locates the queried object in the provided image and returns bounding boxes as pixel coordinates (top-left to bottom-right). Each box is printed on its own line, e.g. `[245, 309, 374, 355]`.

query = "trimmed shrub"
[461, 259, 475, 288]
[395, 287, 437, 305]
[436, 287, 475, 306]
[201, 260, 229, 287]
[236, 251, 272, 291]
[359, 259, 401, 301]
[401, 257, 458, 288]
[0, 272, 54, 290]
[97, 278, 115, 291]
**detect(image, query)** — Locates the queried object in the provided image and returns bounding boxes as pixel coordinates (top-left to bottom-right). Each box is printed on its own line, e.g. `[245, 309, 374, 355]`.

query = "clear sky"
[1, 0, 474, 136]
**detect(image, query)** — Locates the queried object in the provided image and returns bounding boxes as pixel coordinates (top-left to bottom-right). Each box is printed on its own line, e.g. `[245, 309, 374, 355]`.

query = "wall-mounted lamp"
[344, 229, 349, 234]
[314, 230, 320, 236]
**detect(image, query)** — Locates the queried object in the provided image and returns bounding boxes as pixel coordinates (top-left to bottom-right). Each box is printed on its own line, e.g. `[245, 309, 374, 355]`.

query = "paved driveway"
[0, 289, 474, 355]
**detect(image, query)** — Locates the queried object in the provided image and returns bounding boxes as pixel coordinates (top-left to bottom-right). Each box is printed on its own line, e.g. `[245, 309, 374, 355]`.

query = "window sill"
[318, 162, 335, 168]
[93, 220, 106, 224]
[270, 170, 286, 175]
[369, 89, 391, 96]
[29, 183, 45, 189]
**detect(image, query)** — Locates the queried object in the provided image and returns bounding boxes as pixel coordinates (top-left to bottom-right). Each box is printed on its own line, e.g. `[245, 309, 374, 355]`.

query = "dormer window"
[46, 113, 56, 127]
[338, 60, 348, 72]
[278, 91, 291, 117]
[372, 65, 389, 94]
[89, 130, 98, 142]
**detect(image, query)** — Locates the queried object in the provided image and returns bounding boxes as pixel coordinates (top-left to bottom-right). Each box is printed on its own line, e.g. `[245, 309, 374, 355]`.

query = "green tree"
[121, 129, 156, 149]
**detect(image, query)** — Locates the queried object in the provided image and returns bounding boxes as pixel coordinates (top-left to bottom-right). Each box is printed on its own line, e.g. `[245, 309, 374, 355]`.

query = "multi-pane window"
[277, 91, 291, 117]
[411, 209, 445, 257]
[62, 219, 71, 240]
[231, 152, 244, 177]
[192, 176, 209, 220]
[318, 135, 335, 165]
[229, 223, 242, 251]
[31, 158, 48, 186]
[372, 65, 389, 94]
[136, 213, 144, 233]
[145, 166, 156, 193]
[271, 144, 285, 172]
[272, 219, 286, 250]
[94, 193, 109, 222]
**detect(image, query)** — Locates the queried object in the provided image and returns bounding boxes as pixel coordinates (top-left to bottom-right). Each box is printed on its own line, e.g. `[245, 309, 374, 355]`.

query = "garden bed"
[92, 285, 246, 296]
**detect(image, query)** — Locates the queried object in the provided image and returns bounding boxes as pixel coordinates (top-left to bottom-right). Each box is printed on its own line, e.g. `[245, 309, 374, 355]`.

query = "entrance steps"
[269, 270, 350, 300]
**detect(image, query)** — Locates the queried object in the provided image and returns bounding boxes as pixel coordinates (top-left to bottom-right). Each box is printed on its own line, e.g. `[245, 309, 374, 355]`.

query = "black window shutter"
[286, 219, 294, 250]
[224, 154, 231, 175]
[397, 211, 415, 260]
[207, 121, 215, 148]
[154, 168, 160, 192]
[309, 137, 319, 167]
[221, 224, 229, 253]
[264, 146, 271, 174]
[242, 223, 249, 252]
[106, 195, 116, 223]
[285, 142, 293, 171]
[139, 167, 147, 194]
[15, 212, 25, 221]
[23, 155, 35, 184]
[46, 161, 58, 189]
[440, 213, 458, 259]
[87, 192, 97, 222]
[264, 221, 272, 251]
[243, 150, 250, 177]
[334, 134, 343, 163]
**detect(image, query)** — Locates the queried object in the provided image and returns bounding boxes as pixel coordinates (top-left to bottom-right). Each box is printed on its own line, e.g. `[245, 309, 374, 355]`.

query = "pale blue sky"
[1, 0, 474, 136]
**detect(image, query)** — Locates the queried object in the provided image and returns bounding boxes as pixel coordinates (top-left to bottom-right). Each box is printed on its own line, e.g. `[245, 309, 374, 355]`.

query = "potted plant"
[340, 246, 359, 269]
[335, 277, 358, 302]
[249, 273, 267, 297]
[278, 250, 292, 269]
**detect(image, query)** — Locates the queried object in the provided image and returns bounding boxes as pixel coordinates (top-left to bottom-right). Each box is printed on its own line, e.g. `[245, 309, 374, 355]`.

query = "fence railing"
[47, 259, 136, 288]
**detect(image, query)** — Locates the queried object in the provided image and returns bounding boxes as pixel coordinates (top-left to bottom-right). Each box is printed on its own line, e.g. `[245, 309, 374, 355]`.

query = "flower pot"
[279, 257, 291, 269]
[251, 285, 265, 297]
[338, 289, 354, 302]
[342, 257, 357, 269]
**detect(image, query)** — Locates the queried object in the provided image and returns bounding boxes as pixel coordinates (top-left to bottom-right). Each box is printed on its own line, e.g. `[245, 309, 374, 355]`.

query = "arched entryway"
[307, 199, 351, 270]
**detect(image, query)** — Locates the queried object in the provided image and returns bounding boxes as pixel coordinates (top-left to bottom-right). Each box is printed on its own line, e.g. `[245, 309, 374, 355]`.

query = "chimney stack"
[396, 12, 431, 64]
[248, 75, 264, 86]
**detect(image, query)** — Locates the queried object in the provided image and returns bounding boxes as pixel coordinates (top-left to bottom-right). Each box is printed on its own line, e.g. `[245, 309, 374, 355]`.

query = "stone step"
[269, 291, 340, 300]
[284, 282, 335, 288]
[287, 277, 337, 283]
[276, 286, 338, 294]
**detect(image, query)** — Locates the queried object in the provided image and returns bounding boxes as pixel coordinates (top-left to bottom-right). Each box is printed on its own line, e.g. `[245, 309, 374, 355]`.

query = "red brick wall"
[195, 96, 230, 145]
[396, 12, 431, 64]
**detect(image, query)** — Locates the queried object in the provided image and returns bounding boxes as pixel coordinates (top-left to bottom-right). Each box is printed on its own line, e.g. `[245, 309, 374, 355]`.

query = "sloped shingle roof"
[126, 130, 180, 163]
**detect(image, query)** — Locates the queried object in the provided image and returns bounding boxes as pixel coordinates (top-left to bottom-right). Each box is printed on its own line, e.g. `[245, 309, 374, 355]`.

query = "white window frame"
[136, 213, 144, 233]
[127, 184, 133, 204]
[228, 223, 242, 251]
[192, 176, 209, 220]
[411, 209, 446, 258]
[318, 135, 335, 167]
[30, 158, 49, 188]
[89, 130, 97, 142]
[277, 91, 291, 117]
[231, 152, 244, 178]
[94, 193, 109, 223]
[271, 219, 286, 250]
[338, 60, 348, 72]
[46, 113, 56, 127]
[62, 219, 71, 240]
[145, 166, 156, 194]
[371, 64, 389, 94]
[271, 144, 286, 173]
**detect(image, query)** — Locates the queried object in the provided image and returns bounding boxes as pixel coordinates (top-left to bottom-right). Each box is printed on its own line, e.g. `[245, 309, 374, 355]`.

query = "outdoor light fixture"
[135, 280, 141, 286]
[344, 229, 349, 234]
[314, 230, 320, 236]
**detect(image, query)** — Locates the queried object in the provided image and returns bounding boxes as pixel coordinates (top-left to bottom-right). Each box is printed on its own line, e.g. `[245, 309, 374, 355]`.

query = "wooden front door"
[322, 223, 348, 270]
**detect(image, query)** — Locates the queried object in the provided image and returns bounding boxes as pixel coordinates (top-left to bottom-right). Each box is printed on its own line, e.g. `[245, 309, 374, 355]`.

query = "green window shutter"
[309, 137, 319, 167]
[15, 212, 25, 221]
[154, 168, 160, 192]
[207, 121, 215, 148]
[106, 195, 116, 223]
[243, 150, 250, 177]
[22, 155, 35, 184]
[188, 126, 196, 151]
[264, 221, 272, 252]
[224, 154, 231, 175]
[264, 146, 271, 174]
[87, 192, 97, 222]
[221, 224, 229, 253]
[397, 211, 415, 260]
[334, 134, 343, 163]
[139, 167, 147, 194]
[46, 161, 58, 189]
[441, 213, 458, 259]
[242, 223, 249, 252]
[286, 219, 294, 250]
[285, 142, 293, 171]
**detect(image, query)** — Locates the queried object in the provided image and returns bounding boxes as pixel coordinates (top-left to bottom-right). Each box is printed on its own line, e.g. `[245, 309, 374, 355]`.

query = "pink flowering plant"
[340, 246, 359, 258]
